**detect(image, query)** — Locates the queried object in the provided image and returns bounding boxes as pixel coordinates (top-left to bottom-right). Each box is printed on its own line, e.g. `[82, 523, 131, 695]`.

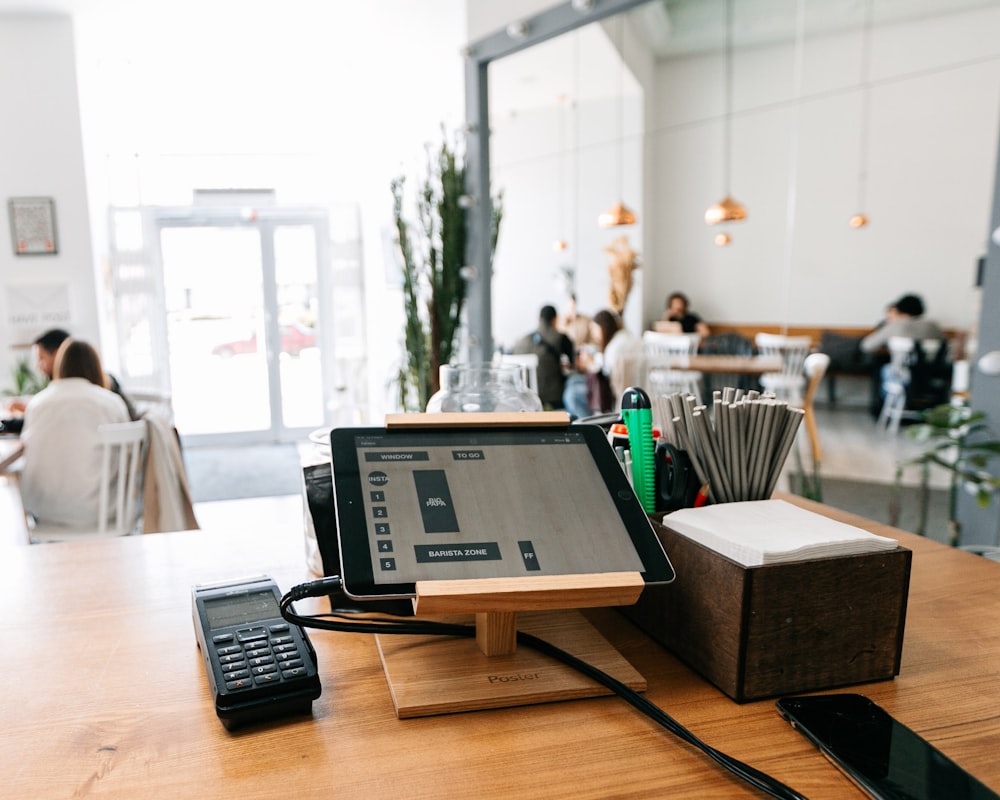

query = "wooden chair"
[30, 420, 147, 543]
[642, 330, 702, 403]
[755, 333, 812, 405]
[793, 352, 830, 501]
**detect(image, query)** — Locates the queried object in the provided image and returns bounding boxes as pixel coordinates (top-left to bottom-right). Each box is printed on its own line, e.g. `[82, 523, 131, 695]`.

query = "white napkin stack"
[662, 499, 898, 567]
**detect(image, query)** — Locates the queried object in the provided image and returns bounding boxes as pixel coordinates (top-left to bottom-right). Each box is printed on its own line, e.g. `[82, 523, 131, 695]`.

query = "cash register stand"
[377, 412, 648, 718]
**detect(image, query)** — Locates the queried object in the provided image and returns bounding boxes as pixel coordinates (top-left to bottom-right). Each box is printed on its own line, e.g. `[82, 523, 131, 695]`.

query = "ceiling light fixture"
[506, 20, 529, 41]
[705, 0, 746, 234]
[598, 15, 637, 228]
[850, 0, 874, 229]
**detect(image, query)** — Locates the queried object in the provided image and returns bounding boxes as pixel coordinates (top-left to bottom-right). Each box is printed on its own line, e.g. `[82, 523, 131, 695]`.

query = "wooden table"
[3, 496, 999, 799]
[686, 354, 782, 375]
[618, 353, 783, 399]
[0, 435, 22, 472]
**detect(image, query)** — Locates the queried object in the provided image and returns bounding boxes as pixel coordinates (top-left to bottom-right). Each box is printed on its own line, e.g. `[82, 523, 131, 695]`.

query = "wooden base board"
[376, 609, 646, 719]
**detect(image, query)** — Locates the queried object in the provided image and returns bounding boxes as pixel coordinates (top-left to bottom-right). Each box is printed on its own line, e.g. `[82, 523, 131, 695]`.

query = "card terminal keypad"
[213, 622, 310, 691]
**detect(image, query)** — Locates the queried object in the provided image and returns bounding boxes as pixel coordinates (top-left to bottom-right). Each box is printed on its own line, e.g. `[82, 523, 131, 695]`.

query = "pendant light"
[598, 15, 636, 228]
[850, 0, 874, 229]
[705, 0, 747, 231]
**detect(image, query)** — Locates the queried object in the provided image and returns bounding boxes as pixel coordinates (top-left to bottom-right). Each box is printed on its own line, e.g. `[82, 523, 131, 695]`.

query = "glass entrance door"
[158, 216, 325, 445]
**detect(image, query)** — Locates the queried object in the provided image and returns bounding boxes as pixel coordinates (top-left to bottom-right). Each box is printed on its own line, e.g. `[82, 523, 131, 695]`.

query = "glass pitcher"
[425, 363, 543, 413]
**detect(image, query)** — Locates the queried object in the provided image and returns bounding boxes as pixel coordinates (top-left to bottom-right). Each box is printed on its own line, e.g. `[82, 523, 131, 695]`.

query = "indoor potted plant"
[890, 403, 1000, 544]
[3, 356, 46, 401]
[391, 129, 502, 411]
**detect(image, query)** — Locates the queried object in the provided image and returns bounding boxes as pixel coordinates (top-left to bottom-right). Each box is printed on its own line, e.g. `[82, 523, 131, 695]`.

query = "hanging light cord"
[857, 0, 874, 211]
[780, 0, 807, 329]
[616, 14, 626, 202]
[723, 0, 734, 195]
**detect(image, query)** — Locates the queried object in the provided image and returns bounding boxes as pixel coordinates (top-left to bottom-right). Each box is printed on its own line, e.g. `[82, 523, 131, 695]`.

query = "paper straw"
[763, 407, 805, 498]
[694, 407, 734, 503]
[732, 402, 748, 500]
[749, 400, 777, 499]
[691, 409, 726, 503]
[674, 418, 709, 491]
[746, 401, 765, 497]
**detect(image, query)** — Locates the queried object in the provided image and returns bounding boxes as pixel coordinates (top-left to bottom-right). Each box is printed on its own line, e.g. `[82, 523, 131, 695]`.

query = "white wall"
[645, 4, 1000, 332]
[0, 15, 99, 388]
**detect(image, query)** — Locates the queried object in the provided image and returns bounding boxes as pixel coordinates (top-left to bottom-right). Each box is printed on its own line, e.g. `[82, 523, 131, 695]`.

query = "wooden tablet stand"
[376, 412, 648, 718]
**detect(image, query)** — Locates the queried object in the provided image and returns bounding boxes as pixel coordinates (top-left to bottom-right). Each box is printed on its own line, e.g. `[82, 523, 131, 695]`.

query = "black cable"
[281, 576, 808, 800]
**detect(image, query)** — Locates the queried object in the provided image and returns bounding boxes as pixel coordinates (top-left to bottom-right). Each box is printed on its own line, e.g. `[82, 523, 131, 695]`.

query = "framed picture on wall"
[8, 197, 58, 255]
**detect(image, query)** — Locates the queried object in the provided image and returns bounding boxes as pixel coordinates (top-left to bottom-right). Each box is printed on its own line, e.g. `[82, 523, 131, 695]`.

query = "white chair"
[495, 353, 539, 395]
[30, 420, 147, 543]
[877, 336, 916, 435]
[642, 330, 702, 403]
[755, 333, 812, 406]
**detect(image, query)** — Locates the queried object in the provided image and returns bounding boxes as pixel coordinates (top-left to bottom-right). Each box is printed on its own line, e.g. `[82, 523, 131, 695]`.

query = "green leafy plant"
[391, 130, 502, 411]
[890, 403, 1000, 544]
[4, 357, 46, 397]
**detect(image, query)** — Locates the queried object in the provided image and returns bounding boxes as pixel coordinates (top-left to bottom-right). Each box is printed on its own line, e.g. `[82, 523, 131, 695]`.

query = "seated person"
[18, 339, 132, 530]
[512, 304, 574, 410]
[660, 292, 710, 337]
[5, 328, 137, 421]
[587, 309, 636, 413]
[861, 294, 947, 412]
[860, 294, 944, 354]
[561, 312, 595, 420]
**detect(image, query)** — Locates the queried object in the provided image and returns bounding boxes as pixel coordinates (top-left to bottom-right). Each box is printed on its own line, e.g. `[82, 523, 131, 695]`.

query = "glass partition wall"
[462, 0, 655, 363]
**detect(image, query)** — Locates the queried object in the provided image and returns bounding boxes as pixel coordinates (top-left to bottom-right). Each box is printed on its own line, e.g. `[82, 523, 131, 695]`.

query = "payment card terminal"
[192, 575, 321, 730]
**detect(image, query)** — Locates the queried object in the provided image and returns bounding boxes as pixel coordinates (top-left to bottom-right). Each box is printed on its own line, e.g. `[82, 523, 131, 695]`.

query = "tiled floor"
[786, 404, 947, 489]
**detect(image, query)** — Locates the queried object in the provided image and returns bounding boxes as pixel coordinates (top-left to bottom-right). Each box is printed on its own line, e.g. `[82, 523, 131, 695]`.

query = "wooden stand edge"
[414, 572, 645, 655]
[385, 411, 570, 428]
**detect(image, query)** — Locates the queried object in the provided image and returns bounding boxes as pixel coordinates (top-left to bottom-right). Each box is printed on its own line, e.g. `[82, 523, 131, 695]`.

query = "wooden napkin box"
[621, 519, 912, 703]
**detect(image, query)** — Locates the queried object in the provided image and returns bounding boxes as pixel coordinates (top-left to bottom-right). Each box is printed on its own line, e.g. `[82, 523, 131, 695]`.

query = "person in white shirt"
[860, 294, 944, 354]
[19, 339, 131, 530]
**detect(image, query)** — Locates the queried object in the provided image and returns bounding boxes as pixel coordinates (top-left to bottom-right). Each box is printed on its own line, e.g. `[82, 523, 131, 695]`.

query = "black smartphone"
[192, 575, 321, 730]
[776, 694, 998, 800]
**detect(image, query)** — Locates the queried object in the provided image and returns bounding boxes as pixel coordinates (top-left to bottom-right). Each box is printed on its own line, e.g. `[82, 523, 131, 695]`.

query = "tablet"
[328, 424, 675, 600]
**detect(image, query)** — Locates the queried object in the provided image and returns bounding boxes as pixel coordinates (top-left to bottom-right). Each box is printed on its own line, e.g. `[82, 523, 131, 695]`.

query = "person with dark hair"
[861, 294, 948, 417]
[18, 339, 131, 530]
[32, 328, 71, 380]
[7, 328, 136, 419]
[860, 294, 943, 354]
[586, 309, 636, 413]
[512, 304, 575, 410]
[660, 292, 710, 337]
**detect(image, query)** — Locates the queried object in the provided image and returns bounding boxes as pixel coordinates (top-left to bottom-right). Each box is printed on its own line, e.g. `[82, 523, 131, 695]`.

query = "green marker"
[621, 386, 655, 513]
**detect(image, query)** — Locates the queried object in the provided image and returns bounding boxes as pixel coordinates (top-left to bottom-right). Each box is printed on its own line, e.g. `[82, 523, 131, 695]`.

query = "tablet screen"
[329, 424, 674, 599]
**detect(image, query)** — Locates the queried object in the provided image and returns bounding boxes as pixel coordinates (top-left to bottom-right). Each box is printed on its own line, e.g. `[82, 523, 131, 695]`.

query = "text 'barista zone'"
[364, 449, 541, 574]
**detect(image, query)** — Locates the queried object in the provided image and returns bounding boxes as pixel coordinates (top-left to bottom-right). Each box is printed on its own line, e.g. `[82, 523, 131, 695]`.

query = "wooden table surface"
[3, 495, 999, 799]
[0, 435, 22, 472]
[686, 354, 783, 375]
